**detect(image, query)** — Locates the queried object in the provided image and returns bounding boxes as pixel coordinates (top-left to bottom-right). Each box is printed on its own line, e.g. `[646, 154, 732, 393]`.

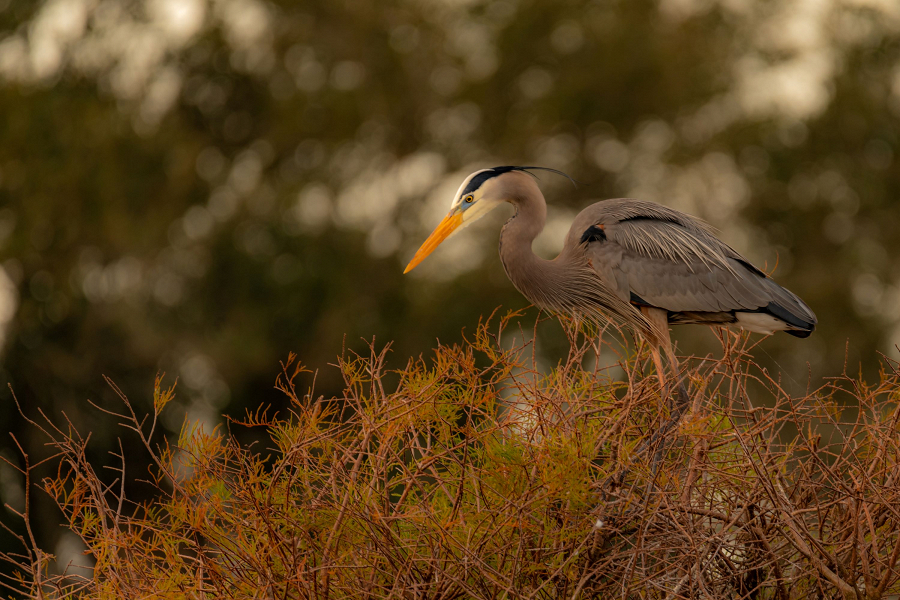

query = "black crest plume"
[461, 165, 578, 196]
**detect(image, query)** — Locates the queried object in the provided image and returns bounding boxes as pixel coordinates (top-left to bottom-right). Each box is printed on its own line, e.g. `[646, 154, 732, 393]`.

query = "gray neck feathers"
[498, 185, 564, 311]
[496, 177, 640, 326]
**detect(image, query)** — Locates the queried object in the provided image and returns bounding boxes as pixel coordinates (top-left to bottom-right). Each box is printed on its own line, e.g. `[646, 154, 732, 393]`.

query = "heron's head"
[404, 165, 570, 273]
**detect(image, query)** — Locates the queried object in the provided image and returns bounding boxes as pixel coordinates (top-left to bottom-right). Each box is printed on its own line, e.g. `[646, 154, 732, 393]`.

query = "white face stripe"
[450, 168, 493, 209]
[460, 195, 502, 223]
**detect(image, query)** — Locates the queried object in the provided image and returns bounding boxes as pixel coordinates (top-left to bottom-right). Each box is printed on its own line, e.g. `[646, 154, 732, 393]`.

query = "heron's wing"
[581, 214, 816, 330]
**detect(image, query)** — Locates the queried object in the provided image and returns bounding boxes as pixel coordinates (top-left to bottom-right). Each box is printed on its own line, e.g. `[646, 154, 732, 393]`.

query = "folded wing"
[575, 200, 816, 336]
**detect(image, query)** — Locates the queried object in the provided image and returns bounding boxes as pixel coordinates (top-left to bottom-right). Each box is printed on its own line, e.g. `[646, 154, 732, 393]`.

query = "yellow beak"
[403, 211, 464, 274]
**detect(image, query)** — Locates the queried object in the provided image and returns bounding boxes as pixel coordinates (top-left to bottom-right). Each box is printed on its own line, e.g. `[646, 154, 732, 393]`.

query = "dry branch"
[3, 316, 900, 599]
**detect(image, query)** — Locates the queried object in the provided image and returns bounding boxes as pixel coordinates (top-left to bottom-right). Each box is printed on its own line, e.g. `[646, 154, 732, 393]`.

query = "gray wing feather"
[571, 199, 816, 326]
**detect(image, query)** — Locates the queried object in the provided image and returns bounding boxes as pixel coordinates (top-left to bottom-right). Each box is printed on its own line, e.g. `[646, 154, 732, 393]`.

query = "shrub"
[3, 313, 900, 599]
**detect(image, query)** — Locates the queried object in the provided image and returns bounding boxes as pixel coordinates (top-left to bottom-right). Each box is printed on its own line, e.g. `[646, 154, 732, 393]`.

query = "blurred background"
[0, 0, 899, 569]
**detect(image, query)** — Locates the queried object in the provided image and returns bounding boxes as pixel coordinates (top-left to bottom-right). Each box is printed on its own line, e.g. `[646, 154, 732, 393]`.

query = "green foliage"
[4, 317, 900, 598]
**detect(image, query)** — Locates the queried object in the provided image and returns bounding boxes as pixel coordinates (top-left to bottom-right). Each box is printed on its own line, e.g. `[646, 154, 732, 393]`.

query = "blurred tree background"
[0, 0, 899, 571]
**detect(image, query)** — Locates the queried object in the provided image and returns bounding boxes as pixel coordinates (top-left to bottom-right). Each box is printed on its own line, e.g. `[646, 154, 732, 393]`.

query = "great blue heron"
[404, 166, 817, 389]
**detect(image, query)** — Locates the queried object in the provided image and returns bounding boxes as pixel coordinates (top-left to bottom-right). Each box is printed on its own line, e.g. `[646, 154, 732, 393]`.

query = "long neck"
[499, 188, 559, 309]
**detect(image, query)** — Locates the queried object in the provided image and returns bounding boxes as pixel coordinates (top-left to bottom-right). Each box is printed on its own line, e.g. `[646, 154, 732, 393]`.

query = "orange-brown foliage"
[3, 313, 900, 599]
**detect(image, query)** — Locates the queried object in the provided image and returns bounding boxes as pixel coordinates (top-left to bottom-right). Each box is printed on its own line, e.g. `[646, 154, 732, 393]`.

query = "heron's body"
[499, 182, 816, 340]
[405, 166, 816, 355]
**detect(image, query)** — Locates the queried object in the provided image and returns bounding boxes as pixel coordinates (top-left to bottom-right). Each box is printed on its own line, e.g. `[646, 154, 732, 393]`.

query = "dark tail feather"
[760, 278, 817, 336]
[785, 328, 813, 338]
[765, 301, 814, 331]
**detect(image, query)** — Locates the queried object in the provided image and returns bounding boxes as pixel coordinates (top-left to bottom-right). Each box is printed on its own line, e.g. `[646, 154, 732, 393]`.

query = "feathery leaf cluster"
[3, 314, 900, 599]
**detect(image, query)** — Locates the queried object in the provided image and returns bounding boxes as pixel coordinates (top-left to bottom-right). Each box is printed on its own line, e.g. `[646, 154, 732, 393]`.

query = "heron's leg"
[639, 307, 673, 397]
[638, 307, 690, 487]
[649, 345, 669, 400]
[602, 308, 692, 496]
[658, 334, 690, 424]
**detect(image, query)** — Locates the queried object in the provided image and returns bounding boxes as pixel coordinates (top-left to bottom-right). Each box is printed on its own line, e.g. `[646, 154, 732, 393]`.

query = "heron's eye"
[464, 195, 474, 204]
